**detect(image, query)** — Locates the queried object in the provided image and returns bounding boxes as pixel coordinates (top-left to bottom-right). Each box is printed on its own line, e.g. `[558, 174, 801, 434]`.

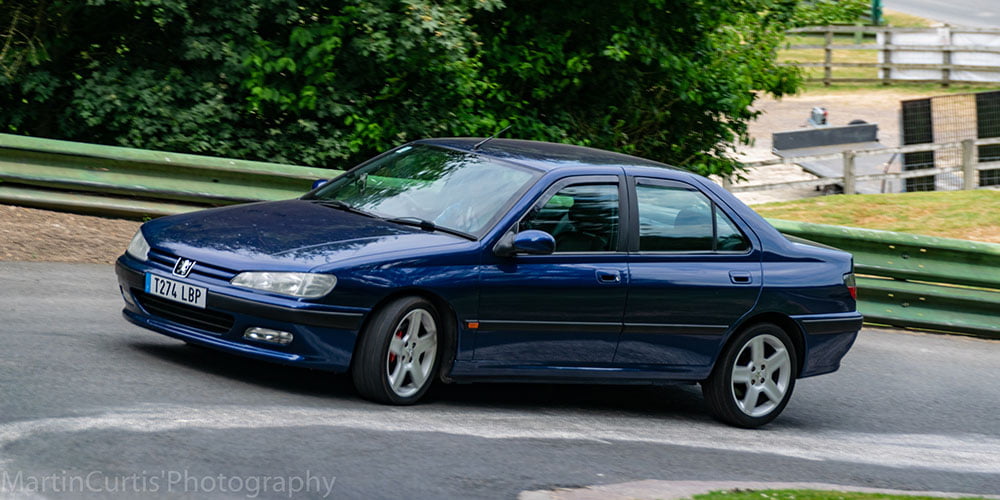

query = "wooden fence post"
[942, 27, 952, 87]
[882, 29, 892, 85]
[962, 139, 977, 190]
[943, 50, 952, 87]
[824, 30, 833, 87]
[843, 151, 857, 194]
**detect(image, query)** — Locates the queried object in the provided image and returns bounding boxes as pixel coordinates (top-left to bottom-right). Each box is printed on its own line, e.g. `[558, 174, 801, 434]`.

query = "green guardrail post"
[871, 0, 883, 26]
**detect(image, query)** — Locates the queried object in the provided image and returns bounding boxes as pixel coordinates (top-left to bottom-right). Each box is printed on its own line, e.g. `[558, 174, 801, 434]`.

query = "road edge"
[519, 480, 1000, 500]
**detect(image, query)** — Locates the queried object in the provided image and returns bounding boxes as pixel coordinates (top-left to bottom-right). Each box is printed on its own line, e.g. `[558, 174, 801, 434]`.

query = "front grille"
[147, 249, 238, 282]
[134, 290, 235, 334]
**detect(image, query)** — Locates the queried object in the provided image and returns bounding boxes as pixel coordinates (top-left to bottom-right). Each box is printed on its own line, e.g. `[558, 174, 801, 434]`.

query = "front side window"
[308, 144, 540, 237]
[636, 183, 749, 252]
[520, 184, 620, 252]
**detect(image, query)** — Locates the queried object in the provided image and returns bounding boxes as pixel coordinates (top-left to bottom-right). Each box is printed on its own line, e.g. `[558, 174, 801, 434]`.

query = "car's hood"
[142, 200, 470, 271]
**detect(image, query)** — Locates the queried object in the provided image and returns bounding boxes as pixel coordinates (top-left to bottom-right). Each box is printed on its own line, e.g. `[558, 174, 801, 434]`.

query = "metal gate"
[900, 90, 1000, 191]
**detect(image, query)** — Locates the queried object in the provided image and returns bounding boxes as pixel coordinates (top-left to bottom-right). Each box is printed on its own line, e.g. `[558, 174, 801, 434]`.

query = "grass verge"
[799, 82, 1000, 93]
[693, 489, 989, 500]
[779, 33, 879, 81]
[752, 190, 1000, 243]
[882, 9, 934, 28]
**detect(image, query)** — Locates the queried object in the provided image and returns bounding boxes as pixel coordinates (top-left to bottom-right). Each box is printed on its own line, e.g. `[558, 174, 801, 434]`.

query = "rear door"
[616, 177, 763, 367]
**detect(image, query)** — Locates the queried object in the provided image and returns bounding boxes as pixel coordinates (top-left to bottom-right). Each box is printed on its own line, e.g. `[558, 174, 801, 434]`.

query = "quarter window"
[520, 184, 620, 252]
[635, 183, 749, 252]
[716, 208, 751, 251]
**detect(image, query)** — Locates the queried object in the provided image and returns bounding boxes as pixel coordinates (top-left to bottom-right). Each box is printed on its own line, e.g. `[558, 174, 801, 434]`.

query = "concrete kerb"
[519, 480, 1000, 500]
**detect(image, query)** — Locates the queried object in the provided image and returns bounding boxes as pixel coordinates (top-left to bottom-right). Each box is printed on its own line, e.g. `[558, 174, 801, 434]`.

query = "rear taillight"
[844, 272, 857, 300]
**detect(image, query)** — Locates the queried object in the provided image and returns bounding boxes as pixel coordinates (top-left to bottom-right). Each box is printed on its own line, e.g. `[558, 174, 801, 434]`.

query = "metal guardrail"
[0, 133, 338, 218]
[769, 219, 1000, 338]
[0, 134, 995, 337]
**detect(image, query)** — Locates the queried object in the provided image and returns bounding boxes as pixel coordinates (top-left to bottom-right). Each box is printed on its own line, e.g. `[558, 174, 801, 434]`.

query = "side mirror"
[494, 230, 555, 257]
[312, 179, 330, 190]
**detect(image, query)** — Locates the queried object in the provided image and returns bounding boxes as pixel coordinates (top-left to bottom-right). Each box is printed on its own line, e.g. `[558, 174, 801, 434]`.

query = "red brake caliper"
[388, 330, 404, 363]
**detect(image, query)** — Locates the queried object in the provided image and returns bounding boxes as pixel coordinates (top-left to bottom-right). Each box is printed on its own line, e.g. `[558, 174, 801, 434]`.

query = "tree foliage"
[0, 0, 801, 176]
[790, 0, 871, 27]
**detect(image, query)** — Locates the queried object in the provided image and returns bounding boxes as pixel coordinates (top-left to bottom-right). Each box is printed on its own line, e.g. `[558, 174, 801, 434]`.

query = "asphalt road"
[889, 0, 1000, 27]
[1, 262, 998, 499]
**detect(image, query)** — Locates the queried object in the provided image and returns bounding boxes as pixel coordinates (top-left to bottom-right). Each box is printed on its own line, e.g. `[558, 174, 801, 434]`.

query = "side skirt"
[447, 360, 710, 384]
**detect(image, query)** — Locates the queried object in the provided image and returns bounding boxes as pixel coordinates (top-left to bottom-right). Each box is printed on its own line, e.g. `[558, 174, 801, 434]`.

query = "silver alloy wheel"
[385, 308, 438, 398]
[730, 333, 792, 418]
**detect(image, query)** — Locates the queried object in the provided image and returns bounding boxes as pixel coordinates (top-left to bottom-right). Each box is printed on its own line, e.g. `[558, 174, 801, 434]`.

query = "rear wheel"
[702, 323, 797, 428]
[352, 297, 440, 405]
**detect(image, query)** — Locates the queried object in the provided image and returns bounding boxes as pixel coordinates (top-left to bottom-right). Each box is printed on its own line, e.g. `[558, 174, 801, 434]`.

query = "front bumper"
[115, 257, 368, 372]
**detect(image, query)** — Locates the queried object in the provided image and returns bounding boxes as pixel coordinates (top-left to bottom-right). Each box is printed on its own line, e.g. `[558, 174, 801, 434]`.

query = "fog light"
[120, 286, 137, 307]
[244, 327, 293, 345]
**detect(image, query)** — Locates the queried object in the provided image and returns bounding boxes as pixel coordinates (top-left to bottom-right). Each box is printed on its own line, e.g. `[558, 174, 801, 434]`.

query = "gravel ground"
[0, 204, 139, 264]
[732, 88, 947, 205]
[741, 88, 916, 160]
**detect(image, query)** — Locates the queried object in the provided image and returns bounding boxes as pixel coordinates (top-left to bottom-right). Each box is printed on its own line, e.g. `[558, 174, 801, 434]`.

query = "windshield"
[307, 144, 540, 237]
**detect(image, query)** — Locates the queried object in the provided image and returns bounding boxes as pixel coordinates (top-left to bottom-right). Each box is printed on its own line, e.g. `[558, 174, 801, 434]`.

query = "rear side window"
[635, 183, 749, 252]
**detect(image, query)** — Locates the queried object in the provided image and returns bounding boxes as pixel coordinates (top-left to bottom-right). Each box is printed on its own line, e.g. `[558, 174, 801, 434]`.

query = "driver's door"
[474, 175, 629, 364]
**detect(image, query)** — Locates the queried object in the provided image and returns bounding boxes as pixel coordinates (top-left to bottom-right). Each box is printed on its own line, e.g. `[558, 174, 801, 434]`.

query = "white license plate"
[145, 273, 207, 309]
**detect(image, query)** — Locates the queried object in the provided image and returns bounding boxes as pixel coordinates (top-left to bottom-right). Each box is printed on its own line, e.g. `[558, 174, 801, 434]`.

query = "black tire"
[352, 296, 441, 405]
[702, 323, 798, 428]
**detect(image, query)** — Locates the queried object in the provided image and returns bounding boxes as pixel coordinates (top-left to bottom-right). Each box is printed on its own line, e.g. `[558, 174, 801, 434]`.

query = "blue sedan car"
[116, 138, 862, 427]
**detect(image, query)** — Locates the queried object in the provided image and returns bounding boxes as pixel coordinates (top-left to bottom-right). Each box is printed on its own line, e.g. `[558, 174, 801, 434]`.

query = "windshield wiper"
[384, 217, 476, 240]
[313, 201, 475, 240]
[312, 199, 378, 219]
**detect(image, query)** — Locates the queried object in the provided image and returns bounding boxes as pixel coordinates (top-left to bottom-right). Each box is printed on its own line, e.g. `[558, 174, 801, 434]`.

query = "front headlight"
[126, 230, 150, 261]
[230, 272, 337, 298]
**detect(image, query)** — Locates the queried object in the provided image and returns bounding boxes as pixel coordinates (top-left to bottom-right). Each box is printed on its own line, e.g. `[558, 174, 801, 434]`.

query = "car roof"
[414, 137, 687, 173]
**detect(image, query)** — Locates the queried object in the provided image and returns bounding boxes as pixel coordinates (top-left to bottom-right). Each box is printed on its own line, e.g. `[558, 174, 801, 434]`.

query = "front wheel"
[702, 323, 797, 428]
[352, 297, 440, 405]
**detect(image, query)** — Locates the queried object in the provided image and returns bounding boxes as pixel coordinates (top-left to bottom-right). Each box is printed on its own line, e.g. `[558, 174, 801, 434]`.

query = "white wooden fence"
[784, 26, 1000, 86]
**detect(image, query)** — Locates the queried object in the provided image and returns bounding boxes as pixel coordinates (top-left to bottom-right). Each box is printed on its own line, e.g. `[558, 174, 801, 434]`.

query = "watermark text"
[1, 469, 336, 498]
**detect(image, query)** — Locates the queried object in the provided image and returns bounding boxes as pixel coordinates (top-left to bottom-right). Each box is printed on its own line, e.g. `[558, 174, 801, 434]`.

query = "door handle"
[596, 270, 622, 284]
[729, 271, 752, 284]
